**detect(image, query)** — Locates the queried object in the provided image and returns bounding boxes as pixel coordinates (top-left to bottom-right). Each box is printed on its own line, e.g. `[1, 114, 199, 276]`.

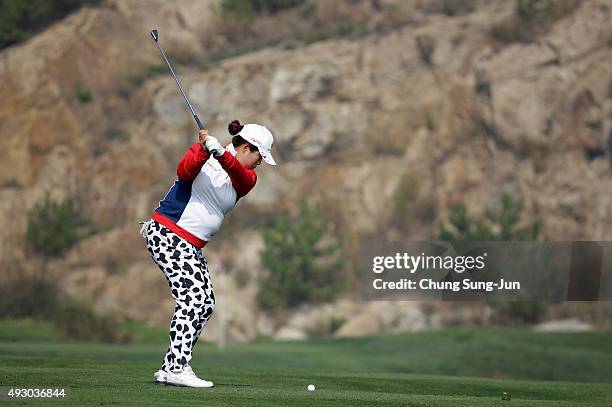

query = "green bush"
[416, 35, 435, 65]
[475, 75, 492, 97]
[0, 178, 23, 189]
[393, 176, 418, 217]
[146, 64, 167, 76]
[515, 0, 579, 23]
[258, 200, 345, 313]
[75, 81, 93, 103]
[103, 125, 129, 141]
[330, 316, 347, 333]
[0, 276, 59, 320]
[438, 194, 545, 325]
[117, 64, 171, 99]
[252, 0, 305, 14]
[0, 276, 131, 342]
[0, 0, 99, 49]
[437, 193, 542, 241]
[221, 0, 255, 18]
[53, 302, 131, 342]
[26, 194, 97, 260]
[221, 0, 305, 18]
[422, 0, 476, 16]
[491, 0, 581, 44]
[297, 22, 369, 45]
[492, 301, 546, 325]
[392, 175, 435, 231]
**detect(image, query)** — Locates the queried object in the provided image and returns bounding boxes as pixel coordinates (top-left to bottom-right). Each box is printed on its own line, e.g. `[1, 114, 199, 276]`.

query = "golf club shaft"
[152, 34, 204, 130]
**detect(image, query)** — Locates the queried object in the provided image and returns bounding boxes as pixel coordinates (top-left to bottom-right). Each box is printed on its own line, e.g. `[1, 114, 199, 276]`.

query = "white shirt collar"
[225, 143, 237, 156]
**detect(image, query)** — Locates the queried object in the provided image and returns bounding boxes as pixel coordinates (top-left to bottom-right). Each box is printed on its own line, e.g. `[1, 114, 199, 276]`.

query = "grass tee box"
[0, 322, 611, 406]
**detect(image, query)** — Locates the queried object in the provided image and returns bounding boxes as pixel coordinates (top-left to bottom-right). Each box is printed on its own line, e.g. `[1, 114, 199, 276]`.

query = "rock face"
[1, 0, 612, 342]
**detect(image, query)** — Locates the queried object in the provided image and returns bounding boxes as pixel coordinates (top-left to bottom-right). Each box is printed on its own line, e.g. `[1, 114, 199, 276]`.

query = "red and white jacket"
[152, 143, 256, 247]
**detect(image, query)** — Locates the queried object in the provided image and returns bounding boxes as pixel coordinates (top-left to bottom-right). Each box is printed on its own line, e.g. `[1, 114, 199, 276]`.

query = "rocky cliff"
[1, 0, 611, 342]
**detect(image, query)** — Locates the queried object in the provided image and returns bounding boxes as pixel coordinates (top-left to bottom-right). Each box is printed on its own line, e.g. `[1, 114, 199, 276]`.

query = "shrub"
[437, 193, 542, 241]
[252, 0, 305, 14]
[422, 0, 476, 16]
[416, 35, 435, 65]
[103, 255, 121, 274]
[258, 200, 345, 313]
[75, 81, 93, 103]
[103, 125, 129, 141]
[117, 64, 174, 99]
[146, 64, 167, 76]
[0, 178, 23, 189]
[0, 275, 131, 342]
[491, 0, 582, 44]
[475, 75, 491, 97]
[394, 176, 418, 217]
[438, 194, 545, 325]
[221, 0, 305, 17]
[53, 302, 131, 342]
[26, 194, 97, 261]
[0, 0, 99, 49]
[330, 316, 347, 333]
[392, 176, 436, 232]
[297, 22, 369, 45]
[492, 301, 546, 325]
[0, 276, 59, 320]
[221, 0, 255, 18]
[425, 112, 436, 131]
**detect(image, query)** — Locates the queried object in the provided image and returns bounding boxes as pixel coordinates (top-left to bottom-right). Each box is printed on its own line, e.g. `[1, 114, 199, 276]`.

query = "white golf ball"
[307, 384, 315, 392]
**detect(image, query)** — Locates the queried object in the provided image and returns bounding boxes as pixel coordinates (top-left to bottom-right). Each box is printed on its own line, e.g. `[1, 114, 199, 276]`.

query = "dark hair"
[228, 120, 243, 136]
[229, 120, 258, 152]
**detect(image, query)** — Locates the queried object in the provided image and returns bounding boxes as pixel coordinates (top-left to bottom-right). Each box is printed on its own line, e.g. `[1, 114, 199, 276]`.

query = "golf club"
[150, 29, 204, 130]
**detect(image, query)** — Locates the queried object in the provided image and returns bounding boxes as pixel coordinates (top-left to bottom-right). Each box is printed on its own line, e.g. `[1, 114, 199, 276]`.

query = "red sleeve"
[177, 143, 210, 181]
[216, 150, 257, 198]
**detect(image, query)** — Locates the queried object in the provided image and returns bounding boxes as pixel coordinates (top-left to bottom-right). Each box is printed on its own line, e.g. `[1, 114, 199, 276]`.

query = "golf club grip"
[194, 115, 205, 130]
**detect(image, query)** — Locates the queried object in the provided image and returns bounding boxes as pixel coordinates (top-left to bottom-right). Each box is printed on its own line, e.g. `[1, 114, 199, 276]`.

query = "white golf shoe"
[153, 369, 167, 384]
[164, 365, 214, 388]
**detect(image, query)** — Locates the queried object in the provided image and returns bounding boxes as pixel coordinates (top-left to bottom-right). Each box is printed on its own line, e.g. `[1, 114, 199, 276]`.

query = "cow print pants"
[142, 220, 215, 373]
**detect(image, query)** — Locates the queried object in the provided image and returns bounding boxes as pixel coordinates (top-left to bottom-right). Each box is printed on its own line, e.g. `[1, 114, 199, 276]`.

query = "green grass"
[0, 321, 611, 406]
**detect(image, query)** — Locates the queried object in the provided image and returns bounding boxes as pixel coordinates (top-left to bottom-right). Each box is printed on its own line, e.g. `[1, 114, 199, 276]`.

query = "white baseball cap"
[239, 124, 276, 166]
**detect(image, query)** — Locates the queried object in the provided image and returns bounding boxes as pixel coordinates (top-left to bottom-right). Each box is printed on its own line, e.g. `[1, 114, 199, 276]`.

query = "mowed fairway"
[1, 322, 611, 406]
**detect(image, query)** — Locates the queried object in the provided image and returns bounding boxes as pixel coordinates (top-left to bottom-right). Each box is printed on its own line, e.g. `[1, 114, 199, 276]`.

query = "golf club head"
[150, 29, 158, 42]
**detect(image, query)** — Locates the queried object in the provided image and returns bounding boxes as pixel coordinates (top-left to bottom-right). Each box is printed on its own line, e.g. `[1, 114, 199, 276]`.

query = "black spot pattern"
[143, 220, 215, 373]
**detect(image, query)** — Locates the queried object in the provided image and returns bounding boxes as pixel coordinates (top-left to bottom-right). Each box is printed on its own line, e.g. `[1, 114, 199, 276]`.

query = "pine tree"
[26, 194, 96, 264]
[438, 193, 541, 241]
[258, 200, 345, 313]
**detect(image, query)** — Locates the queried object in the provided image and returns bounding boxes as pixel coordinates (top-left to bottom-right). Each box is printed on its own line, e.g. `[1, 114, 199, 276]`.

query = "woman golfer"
[140, 120, 276, 387]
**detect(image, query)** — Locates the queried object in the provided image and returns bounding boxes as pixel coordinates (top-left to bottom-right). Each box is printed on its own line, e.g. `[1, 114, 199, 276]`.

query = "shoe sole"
[164, 381, 214, 388]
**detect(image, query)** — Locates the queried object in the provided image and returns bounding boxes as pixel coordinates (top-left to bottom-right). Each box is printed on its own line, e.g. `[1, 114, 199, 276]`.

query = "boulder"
[274, 326, 308, 341]
[532, 318, 594, 332]
[335, 302, 429, 337]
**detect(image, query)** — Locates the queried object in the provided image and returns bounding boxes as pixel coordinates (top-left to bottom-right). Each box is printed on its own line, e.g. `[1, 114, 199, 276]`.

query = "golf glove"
[138, 220, 152, 240]
[205, 136, 224, 157]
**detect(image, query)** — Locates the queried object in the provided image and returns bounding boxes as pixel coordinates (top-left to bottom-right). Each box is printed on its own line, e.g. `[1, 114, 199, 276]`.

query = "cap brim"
[261, 151, 276, 166]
